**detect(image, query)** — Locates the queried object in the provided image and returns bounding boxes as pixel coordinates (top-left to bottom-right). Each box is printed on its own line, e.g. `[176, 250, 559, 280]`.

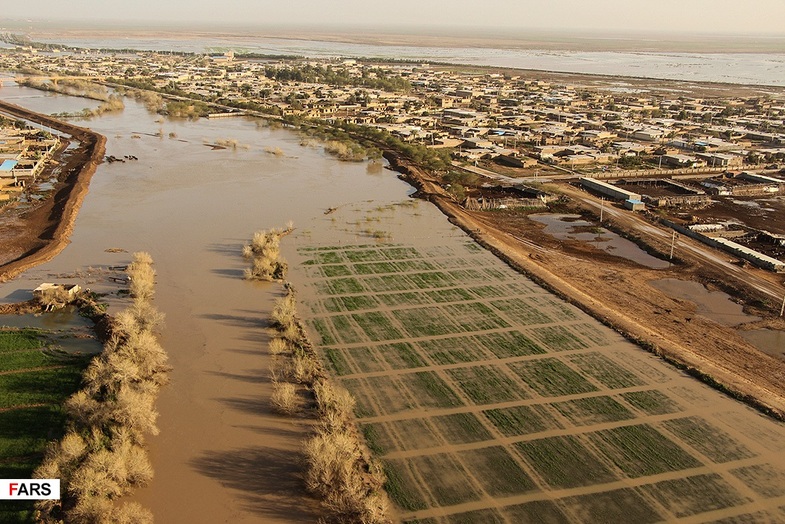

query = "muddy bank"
[388, 151, 785, 420]
[0, 100, 106, 282]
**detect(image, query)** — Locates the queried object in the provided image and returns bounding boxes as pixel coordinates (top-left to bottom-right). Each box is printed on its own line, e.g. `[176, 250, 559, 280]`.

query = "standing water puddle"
[531, 213, 670, 269]
[0, 305, 103, 355]
[651, 278, 785, 358]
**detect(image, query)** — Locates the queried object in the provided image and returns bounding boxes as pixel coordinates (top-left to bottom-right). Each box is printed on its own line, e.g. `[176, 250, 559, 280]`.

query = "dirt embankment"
[0, 100, 106, 282]
[388, 152, 785, 421]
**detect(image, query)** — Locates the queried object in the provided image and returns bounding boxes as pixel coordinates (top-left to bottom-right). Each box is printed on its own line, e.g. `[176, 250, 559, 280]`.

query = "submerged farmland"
[294, 241, 785, 523]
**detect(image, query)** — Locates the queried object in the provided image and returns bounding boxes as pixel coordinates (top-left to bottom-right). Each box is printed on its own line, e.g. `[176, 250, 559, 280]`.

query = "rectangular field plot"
[473, 331, 545, 359]
[353, 261, 400, 274]
[320, 264, 353, 277]
[502, 500, 570, 523]
[551, 396, 635, 426]
[393, 260, 438, 273]
[441, 302, 510, 332]
[424, 288, 475, 303]
[515, 435, 618, 489]
[446, 365, 528, 405]
[490, 298, 552, 325]
[662, 416, 756, 463]
[509, 358, 598, 397]
[351, 312, 403, 342]
[363, 275, 419, 293]
[363, 418, 442, 455]
[392, 308, 461, 337]
[431, 413, 493, 445]
[323, 347, 388, 375]
[639, 473, 751, 518]
[620, 390, 683, 416]
[731, 464, 785, 498]
[528, 325, 588, 352]
[400, 372, 463, 409]
[407, 453, 483, 507]
[307, 318, 336, 345]
[0, 367, 85, 408]
[559, 488, 663, 524]
[323, 276, 365, 295]
[326, 315, 365, 344]
[444, 509, 505, 524]
[567, 352, 645, 389]
[528, 295, 581, 321]
[417, 336, 491, 365]
[468, 285, 515, 299]
[406, 271, 458, 289]
[377, 292, 431, 307]
[382, 459, 430, 511]
[587, 424, 702, 478]
[483, 404, 562, 437]
[458, 446, 537, 496]
[377, 342, 427, 370]
[342, 376, 411, 417]
[340, 248, 386, 262]
[381, 246, 422, 260]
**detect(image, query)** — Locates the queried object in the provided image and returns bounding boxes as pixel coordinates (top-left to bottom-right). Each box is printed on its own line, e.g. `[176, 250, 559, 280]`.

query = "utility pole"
[670, 231, 677, 260]
[600, 198, 604, 223]
[780, 293, 785, 317]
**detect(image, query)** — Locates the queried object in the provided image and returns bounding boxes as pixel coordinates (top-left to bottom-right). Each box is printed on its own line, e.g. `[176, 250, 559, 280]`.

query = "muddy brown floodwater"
[0, 86, 439, 521]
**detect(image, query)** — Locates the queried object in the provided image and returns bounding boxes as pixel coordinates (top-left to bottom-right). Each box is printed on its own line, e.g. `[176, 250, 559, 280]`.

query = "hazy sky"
[3, 0, 785, 35]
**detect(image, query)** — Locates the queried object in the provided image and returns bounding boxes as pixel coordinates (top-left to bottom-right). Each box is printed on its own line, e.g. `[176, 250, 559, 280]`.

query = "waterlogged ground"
[290, 239, 785, 523]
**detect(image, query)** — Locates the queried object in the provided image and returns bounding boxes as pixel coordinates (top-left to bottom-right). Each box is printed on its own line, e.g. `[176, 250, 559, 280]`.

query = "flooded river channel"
[0, 83, 456, 521]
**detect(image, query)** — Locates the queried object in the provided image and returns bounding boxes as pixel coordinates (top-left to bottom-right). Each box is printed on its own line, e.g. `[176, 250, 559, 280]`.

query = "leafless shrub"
[269, 337, 289, 356]
[271, 382, 298, 415]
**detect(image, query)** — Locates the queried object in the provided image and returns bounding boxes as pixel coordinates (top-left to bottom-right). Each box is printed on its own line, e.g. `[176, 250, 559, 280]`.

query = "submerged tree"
[242, 224, 293, 281]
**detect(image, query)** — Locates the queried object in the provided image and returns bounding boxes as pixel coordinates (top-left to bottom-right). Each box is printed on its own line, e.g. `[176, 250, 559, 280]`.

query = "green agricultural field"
[294, 242, 785, 523]
[0, 328, 91, 523]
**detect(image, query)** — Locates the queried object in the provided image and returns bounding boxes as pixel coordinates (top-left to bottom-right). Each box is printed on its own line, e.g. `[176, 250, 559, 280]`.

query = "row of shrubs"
[268, 289, 391, 523]
[34, 252, 169, 524]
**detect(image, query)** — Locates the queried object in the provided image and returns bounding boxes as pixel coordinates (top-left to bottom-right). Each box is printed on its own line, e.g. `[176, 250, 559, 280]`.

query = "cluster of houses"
[1, 48, 783, 179]
[0, 127, 59, 201]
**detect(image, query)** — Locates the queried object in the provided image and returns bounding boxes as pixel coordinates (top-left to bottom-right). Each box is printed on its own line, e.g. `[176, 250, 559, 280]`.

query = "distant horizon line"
[3, 18, 785, 39]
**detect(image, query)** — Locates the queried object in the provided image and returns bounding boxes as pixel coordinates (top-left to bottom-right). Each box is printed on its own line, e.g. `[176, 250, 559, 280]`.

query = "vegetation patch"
[730, 464, 785, 498]
[364, 275, 416, 293]
[406, 271, 456, 289]
[490, 298, 552, 325]
[382, 459, 429, 511]
[321, 264, 354, 277]
[510, 358, 599, 397]
[344, 249, 386, 263]
[328, 315, 365, 344]
[502, 500, 570, 523]
[374, 418, 442, 453]
[639, 474, 750, 518]
[308, 318, 337, 345]
[326, 277, 365, 295]
[418, 336, 491, 365]
[425, 288, 474, 303]
[587, 424, 702, 478]
[377, 292, 431, 307]
[408, 453, 482, 507]
[551, 396, 635, 426]
[483, 405, 560, 437]
[323, 348, 353, 375]
[620, 390, 682, 416]
[559, 488, 663, 523]
[354, 262, 399, 275]
[474, 331, 545, 359]
[529, 325, 588, 352]
[445, 509, 505, 523]
[459, 446, 536, 496]
[447, 365, 527, 405]
[392, 307, 460, 337]
[515, 435, 618, 489]
[441, 302, 510, 332]
[351, 312, 403, 342]
[401, 372, 463, 409]
[377, 342, 426, 370]
[431, 413, 493, 445]
[568, 352, 645, 389]
[662, 416, 756, 463]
